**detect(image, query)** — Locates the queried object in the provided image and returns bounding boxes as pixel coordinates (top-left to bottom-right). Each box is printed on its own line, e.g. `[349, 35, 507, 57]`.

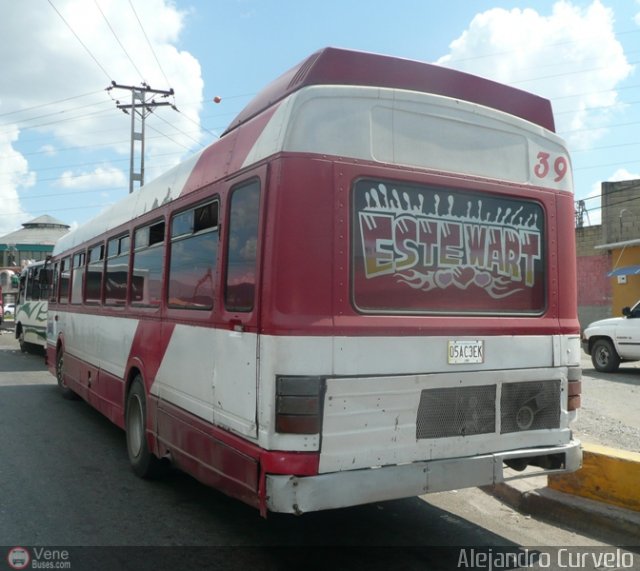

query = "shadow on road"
[0, 347, 47, 373]
[582, 365, 640, 387]
[0, 382, 535, 566]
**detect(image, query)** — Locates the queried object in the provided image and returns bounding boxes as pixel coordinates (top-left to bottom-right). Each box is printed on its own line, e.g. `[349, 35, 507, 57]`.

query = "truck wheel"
[126, 376, 165, 479]
[591, 339, 620, 372]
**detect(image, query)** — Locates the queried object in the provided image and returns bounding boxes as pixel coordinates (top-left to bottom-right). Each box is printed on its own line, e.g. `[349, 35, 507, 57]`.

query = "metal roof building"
[0, 215, 70, 268]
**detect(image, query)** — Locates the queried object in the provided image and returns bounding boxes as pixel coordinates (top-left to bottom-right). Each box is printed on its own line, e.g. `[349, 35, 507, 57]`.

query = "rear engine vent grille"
[500, 380, 561, 434]
[416, 385, 496, 439]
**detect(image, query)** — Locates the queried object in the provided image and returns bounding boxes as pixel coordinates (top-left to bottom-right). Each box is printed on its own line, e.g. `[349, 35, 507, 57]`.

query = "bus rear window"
[225, 181, 260, 312]
[352, 179, 545, 315]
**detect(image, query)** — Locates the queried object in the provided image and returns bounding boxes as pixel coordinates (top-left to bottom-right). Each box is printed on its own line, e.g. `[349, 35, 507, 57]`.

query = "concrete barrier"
[548, 442, 640, 512]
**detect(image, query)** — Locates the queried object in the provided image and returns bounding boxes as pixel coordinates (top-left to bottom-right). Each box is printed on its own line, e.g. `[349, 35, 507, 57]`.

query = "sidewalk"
[485, 444, 640, 547]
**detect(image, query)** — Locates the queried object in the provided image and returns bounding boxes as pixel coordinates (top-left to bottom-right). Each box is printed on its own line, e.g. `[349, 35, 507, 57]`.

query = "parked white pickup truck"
[582, 301, 640, 372]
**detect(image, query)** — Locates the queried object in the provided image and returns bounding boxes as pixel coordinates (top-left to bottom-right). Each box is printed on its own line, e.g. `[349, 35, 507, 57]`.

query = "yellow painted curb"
[548, 443, 640, 512]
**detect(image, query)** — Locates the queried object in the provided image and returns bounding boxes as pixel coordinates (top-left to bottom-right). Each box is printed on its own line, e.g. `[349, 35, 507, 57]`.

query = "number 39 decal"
[534, 151, 568, 183]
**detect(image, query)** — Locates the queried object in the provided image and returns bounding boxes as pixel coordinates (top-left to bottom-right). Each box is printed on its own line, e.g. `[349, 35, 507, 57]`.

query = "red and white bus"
[47, 47, 582, 516]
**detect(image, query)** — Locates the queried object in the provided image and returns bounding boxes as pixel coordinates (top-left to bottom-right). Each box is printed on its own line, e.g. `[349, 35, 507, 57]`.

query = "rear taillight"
[276, 376, 325, 434]
[567, 367, 581, 411]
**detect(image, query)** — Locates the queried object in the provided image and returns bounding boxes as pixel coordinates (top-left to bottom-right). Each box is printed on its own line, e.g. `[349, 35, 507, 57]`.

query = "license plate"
[447, 340, 484, 364]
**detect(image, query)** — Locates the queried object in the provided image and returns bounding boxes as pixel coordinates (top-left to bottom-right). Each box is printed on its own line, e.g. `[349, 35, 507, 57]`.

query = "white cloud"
[0, 1, 205, 225]
[0, 126, 34, 234]
[437, 1, 633, 150]
[39, 144, 57, 156]
[607, 168, 640, 183]
[56, 165, 127, 189]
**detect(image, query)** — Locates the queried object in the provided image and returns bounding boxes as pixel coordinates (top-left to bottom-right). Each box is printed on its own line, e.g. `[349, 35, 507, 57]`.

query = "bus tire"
[56, 348, 79, 400]
[126, 376, 165, 479]
[591, 338, 620, 372]
[18, 327, 26, 353]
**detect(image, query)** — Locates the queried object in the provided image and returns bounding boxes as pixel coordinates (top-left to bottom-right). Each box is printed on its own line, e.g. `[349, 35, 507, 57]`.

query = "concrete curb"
[485, 480, 640, 546]
[548, 443, 640, 512]
[484, 443, 640, 545]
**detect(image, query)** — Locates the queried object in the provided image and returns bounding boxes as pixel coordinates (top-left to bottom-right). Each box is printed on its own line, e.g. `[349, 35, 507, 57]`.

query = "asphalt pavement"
[1, 320, 638, 549]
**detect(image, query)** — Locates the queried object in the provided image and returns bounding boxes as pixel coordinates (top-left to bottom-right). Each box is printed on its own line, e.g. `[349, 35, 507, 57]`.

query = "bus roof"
[54, 48, 563, 256]
[222, 47, 555, 135]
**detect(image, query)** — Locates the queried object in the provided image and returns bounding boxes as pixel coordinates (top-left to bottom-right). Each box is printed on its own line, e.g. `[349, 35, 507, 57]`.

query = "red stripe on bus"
[126, 320, 176, 392]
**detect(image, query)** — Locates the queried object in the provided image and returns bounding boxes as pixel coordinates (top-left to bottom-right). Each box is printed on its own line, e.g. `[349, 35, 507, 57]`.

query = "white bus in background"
[15, 261, 49, 352]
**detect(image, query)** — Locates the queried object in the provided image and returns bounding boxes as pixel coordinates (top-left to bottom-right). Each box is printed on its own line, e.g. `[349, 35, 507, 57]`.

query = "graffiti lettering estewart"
[358, 183, 542, 299]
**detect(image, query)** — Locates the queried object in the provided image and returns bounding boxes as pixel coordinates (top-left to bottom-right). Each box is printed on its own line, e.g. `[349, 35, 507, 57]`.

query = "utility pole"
[575, 200, 586, 229]
[107, 82, 174, 193]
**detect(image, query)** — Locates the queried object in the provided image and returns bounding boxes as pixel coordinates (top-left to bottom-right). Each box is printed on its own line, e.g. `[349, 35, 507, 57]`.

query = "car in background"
[3, 303, 15, 318]
[582, 300, 640, 372]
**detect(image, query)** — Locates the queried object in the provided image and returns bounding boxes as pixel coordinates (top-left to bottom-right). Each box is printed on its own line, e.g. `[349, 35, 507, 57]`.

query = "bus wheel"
[18, 329, 26, 353]
[56, 348, 78, 400]
[126, 376, 165, 479]
[591, 338, 620, 372]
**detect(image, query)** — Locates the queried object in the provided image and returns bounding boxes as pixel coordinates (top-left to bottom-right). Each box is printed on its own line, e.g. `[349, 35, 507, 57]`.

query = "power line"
[0, 203, 118, 218]
[0, 99, 113, 133]
[3, 97, 210, 147]
[571, 141, 640, 154]
[47, 0, 112, 82]
[552, 82, 640, 102]
[573, 159, 640, 172]
[510, 59, 639, 88]
[554, 99, 640, 117]
[144, 121, 194, 152]
[151, 112, 205, 149]
[577, 182, 640, 205]
[582, 190, 640, 215]
[128, 0, 172, 88]
[173, 107, 220, 140]
[561, 119, 640, 136]
[94, 0, 145, 81]
[443, 27, 640, 67]
[3, 17, 638, 203]
[7, 128, 201, 161]
[0, 90, 105, 120]
[0, 151, 183, 186]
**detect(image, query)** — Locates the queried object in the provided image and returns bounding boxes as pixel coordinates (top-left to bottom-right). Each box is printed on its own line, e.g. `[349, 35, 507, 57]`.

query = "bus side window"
[25, 268, 37, 301]
[132, 220, 165, 307]
[105, 235, 130, 305]
[59, 257, 71, 304]
[85, 244, 104, 303]
[168, 201, 218, 310]
[49, 262, 59, 303]
[225, 180, 260, 312]
[38, 265, 52, 300]
[71, 252, 86, 304]
[18, 272, 27, 304]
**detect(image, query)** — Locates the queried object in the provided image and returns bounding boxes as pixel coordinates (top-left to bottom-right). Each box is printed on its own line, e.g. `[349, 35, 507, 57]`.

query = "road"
[577, 352, 640, 453]
[0, 328, 637, 570]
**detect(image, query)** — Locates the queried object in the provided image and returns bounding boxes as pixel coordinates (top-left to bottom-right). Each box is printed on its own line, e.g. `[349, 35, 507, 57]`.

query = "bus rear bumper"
[265, 440, 582, 514]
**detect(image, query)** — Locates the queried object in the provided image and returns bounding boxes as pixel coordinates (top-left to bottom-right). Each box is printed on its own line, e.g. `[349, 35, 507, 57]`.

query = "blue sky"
[1, 0, 639, 237]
